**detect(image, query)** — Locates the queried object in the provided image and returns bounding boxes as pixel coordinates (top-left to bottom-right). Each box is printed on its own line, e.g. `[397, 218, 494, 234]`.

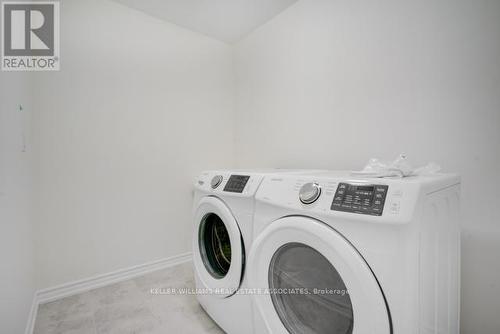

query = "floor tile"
[34, 314, 96, 334]
[94, 303, 161, 334]
[33, 262, 225, 334]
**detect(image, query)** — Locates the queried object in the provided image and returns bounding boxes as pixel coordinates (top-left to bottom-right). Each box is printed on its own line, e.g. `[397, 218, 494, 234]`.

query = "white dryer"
[192, 169, 319, 334]
[248, 171, 461, 334]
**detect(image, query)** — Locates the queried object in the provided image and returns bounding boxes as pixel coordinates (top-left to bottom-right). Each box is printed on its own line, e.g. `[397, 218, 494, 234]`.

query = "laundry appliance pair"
[192, 169, 461, 334]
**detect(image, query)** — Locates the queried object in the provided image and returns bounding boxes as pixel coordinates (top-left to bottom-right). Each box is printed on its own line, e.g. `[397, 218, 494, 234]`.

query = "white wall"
[32, 0, 234, 289]
[234, 0, 500, 333]
[0, 73, 35, 333]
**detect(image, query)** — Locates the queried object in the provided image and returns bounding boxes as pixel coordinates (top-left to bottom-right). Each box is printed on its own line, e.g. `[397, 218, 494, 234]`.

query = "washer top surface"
[298, 170, 456, 181]
[205, 168, 323, 175]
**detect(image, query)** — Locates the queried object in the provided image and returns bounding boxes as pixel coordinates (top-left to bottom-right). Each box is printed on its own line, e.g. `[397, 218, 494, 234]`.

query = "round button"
[299, 182, 321, 204]
[210, 175, 223, 189]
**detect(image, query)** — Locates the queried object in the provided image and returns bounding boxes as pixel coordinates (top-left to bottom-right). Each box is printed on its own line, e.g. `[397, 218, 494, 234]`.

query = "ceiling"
[112, 0, 298, 44]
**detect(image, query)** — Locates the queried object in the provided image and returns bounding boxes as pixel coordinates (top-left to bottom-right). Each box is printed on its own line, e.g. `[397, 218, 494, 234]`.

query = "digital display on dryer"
[346, 185, 375, 207]
[223, 175, 250, 193]
[331, 183, 388, 216]
[355, 185, 375, 192]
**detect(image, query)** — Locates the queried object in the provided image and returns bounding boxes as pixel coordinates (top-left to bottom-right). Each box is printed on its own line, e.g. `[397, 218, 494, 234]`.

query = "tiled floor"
[34, 262, 225, 334]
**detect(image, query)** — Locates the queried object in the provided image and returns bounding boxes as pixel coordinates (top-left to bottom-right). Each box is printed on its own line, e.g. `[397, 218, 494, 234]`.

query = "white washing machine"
[192, 169, 319, 334]
[248, 171, 461, 334]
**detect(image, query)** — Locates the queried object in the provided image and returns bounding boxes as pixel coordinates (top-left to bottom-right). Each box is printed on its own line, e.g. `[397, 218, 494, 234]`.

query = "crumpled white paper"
[351, 154, 441, 178]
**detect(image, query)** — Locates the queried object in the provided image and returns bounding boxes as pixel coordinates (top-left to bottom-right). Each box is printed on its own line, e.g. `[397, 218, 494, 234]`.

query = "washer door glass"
[199, 213, 232, 279]
[269, 242, 353, 334]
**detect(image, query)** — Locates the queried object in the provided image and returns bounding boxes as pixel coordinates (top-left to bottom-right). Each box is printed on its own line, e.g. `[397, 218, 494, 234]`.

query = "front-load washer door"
[248, 216, 391, 334]
[193, 197, 244, 298]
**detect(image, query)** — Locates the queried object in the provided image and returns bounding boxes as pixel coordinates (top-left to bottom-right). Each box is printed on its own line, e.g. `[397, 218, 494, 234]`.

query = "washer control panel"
[223, 175, 251, 193]
[331, 183, 388, 216]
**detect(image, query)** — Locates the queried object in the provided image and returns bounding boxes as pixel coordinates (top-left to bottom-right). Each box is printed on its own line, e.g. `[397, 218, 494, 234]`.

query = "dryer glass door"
[269, 242, 353, 334]
[193, 197, 244, 298]
[199, 213, 232, 279]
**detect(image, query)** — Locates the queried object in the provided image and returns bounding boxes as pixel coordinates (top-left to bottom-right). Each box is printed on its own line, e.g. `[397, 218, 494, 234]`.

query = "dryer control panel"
[331, 183, 388, 216]
[195, 171, 263, 198]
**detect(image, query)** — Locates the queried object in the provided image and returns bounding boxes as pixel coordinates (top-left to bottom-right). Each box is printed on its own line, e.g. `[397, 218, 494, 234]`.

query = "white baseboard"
[24, 292, 39, 334]
[24, 252, 192, 334]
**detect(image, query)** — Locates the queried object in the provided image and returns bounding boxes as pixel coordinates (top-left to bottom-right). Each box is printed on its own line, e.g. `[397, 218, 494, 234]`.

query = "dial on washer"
[299, 182, 321, 204]
[210, 175, 223, 189]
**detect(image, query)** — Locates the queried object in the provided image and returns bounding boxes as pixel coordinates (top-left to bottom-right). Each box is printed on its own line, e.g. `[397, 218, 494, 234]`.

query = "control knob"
[210, 175, 223, 189]
[299, 182, 321, 204]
